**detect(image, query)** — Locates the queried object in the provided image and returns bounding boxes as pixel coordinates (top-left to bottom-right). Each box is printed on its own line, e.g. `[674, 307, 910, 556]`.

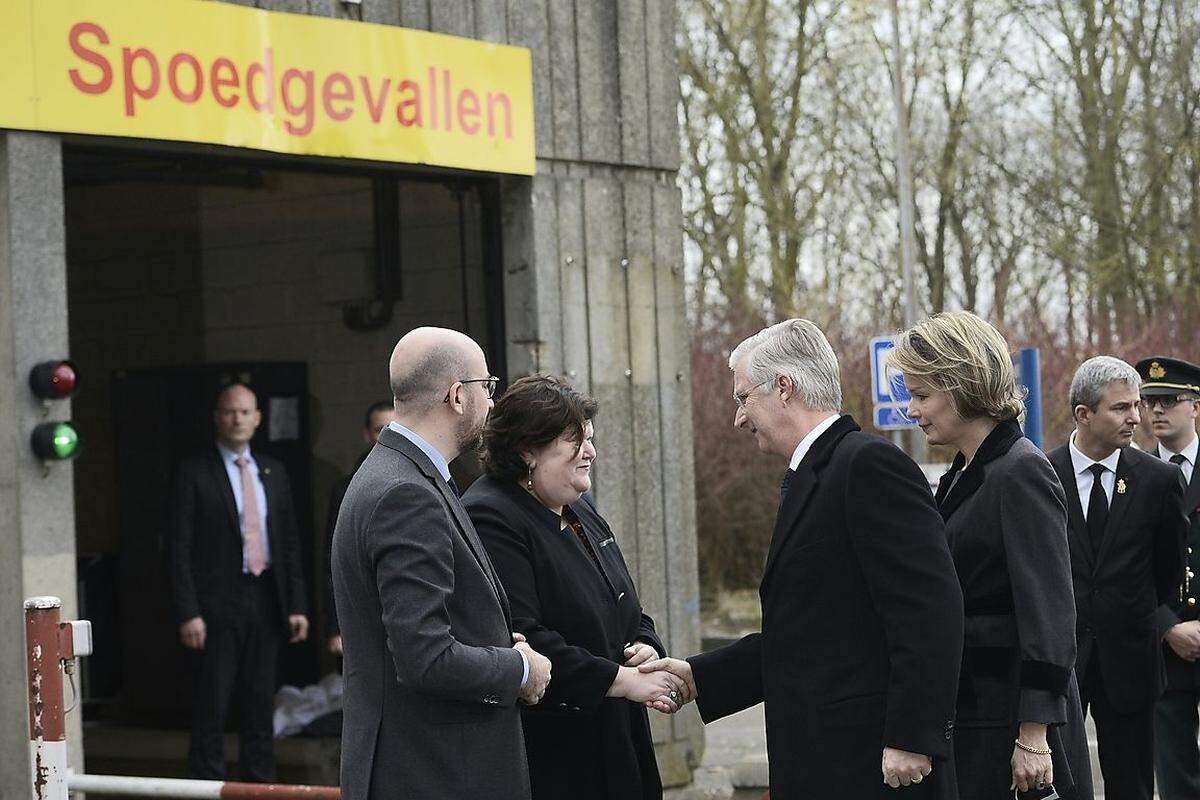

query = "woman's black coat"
[936, 420, 1094, 800]
[464, 475, 665, 800]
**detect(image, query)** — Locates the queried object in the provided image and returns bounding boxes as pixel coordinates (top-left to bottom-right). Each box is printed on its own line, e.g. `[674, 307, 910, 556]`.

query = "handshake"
[511, 634, 696, 713]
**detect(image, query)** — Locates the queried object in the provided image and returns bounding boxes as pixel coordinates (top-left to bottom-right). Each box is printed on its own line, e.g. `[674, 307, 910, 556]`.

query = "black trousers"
[187, 572, 283, 782]
[1080, 655, 1155, 800]
[1155, 686, 1200, 800]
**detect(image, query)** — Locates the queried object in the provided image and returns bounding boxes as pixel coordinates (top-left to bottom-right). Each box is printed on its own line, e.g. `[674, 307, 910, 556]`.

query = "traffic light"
[28, 360, 81, 462]
[31, 422, 81, 461]
[29, 360, 78, 400]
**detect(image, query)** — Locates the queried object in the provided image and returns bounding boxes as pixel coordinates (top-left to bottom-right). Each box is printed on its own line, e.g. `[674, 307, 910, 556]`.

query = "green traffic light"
[31, 421, 80, 461]
[50, 423, 78, 459]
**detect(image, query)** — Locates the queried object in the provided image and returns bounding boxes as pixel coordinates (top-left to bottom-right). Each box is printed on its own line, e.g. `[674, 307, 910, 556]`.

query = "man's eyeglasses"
[1141, 394, 1196, 411]
[444, 376, 500, 404]
[734, 378, 774, 410]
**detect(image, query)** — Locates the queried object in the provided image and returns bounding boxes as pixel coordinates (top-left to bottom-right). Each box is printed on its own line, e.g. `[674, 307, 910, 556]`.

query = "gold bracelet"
[1014, 738, 1052, 756]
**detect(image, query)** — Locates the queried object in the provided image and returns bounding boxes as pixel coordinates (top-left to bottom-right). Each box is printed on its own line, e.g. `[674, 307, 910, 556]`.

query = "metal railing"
[25, 596, 340, 800]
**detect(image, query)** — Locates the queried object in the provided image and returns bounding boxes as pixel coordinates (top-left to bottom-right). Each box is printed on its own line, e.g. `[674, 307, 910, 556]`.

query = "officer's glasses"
[1141, 394, 1194, 410]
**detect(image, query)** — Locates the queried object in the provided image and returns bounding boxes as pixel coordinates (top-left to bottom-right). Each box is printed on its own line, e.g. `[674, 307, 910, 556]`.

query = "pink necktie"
[236, 456, 267, 576]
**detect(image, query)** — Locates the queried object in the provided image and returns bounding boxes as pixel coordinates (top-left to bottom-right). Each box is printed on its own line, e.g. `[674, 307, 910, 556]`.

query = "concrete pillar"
[0, 131, 82, 797]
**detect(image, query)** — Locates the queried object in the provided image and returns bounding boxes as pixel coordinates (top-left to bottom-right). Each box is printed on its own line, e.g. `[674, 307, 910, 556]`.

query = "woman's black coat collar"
[935, 417, 1024, 521]
[487, 472, 589, 530]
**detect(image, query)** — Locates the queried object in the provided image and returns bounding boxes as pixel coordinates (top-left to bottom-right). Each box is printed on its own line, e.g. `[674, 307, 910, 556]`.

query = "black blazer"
[687, 416, 965, 800]
[167, 447, 306, 630]
[1151, 446, 1200, 690]
[1048, 443, 1186, 711]
[465, 475, 665, 800]
[938, 421, 1091, 800]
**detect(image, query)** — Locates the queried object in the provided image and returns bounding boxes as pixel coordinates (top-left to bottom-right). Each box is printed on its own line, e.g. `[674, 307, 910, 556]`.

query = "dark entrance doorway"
[63, 144, 505, 764]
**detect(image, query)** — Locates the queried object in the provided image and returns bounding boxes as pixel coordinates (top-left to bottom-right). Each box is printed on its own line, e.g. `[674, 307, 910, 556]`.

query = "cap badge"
[1149, 362, 1167, 379]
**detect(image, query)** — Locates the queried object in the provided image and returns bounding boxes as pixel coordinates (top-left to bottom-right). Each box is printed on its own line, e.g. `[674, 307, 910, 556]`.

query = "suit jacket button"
[558, 702, 568, 709]
[571, 706, 580, 712]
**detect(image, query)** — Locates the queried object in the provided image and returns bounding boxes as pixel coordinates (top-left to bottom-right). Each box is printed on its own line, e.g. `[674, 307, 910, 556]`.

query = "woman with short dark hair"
[463, 374, 679, 800]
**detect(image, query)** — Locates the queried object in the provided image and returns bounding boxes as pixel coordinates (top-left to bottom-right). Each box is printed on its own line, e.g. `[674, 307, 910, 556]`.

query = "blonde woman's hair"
[889, 311, 1025, 422]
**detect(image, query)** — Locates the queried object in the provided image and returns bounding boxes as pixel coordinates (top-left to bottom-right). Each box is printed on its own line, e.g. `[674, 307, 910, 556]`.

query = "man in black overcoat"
[641, 319, 965, 799]
[1137, 356, 1200, 800]
[1048, 356, 1186, 800]
[168, 383, 310, 781]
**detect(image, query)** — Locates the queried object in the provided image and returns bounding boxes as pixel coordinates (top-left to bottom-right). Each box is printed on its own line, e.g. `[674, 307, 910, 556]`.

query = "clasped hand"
[1167, 620, 1200, 661]
[512, 633, 552, 705]
[882, 747, 932, 788]
[634, 656, 696, 714]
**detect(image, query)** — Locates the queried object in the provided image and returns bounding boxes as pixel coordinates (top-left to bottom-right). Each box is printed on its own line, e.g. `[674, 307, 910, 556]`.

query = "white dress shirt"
[1068, 432, 1121, 519]
[1159, 435, 1199, 486]
[216, 443, 271, 573]
[789, 413, 842, 471]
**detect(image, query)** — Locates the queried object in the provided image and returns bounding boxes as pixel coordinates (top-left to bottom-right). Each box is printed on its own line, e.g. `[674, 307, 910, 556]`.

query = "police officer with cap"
[1139, 356, 1200, 800]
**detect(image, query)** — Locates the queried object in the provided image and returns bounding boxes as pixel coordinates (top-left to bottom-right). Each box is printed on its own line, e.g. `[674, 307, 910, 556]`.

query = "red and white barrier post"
[26, 595, 338, 800]
[26, 596, 91, 800]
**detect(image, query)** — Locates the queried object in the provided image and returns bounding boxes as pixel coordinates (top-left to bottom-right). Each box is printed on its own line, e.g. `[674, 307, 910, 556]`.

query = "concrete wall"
[0, 131, 85, 796]
[0, 0, 700, 792]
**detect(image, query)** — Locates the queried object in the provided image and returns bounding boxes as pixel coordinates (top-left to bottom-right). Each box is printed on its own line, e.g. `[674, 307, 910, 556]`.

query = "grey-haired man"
[1047, 356, 1186, 800]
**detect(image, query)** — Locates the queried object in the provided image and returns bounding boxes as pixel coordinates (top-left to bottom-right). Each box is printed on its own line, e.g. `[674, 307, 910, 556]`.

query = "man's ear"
[777, 375, 794, 403]
[1072, 404, 1090, 426]
[446, 384, 466, 415]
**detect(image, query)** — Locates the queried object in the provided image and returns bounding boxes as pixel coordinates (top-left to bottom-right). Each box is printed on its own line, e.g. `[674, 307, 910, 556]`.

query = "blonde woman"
[891, 311, 1093, 800]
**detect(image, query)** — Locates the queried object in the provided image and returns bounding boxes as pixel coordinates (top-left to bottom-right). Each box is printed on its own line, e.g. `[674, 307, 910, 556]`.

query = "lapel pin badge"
[1117, 478, 1127, 494]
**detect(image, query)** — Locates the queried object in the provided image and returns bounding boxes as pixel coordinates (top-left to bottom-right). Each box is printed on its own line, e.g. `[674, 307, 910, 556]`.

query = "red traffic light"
[29, 361, 78, 400]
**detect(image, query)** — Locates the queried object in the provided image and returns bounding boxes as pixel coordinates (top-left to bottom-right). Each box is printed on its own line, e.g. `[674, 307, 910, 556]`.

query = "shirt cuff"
[518, 649, 529, 688]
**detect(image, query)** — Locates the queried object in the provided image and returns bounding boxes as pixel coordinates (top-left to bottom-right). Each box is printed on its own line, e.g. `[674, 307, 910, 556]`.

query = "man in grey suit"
[333, 327, 551, 800]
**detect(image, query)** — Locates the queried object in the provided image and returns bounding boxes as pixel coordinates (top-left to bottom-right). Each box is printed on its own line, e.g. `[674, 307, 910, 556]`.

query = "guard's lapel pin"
[1117, 478, 1127, 495]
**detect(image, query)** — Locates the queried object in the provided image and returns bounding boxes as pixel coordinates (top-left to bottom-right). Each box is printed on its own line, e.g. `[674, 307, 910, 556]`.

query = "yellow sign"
[0, 0, 536, 175]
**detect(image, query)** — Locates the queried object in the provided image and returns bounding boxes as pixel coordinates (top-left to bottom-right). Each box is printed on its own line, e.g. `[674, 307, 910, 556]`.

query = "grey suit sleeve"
[367, 482, 525, 706]
[999, 454, 1076, 725]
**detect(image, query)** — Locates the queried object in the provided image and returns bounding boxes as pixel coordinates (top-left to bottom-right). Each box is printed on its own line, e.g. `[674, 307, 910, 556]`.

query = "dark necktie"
[780, 468, 795, 503]
[1086, 463, 1109, 556]
[448, 476, 461, 498]
[1170, 453, 1188, 487]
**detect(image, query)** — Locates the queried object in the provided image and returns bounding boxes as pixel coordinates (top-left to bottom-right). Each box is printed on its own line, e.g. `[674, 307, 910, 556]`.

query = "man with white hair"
[333, 327, 551, 800]
[640, 318, 965, 798]
[1047, 356, 1186, 800]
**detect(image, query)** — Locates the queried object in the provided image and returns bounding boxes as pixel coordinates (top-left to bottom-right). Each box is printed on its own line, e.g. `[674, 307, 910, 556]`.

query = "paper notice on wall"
[269, 397, 300, 441]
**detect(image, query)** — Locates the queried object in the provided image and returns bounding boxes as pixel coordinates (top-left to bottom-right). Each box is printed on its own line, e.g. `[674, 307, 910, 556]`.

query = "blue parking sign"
[870, 337, 910, 404]
[870, 337, 917, 430]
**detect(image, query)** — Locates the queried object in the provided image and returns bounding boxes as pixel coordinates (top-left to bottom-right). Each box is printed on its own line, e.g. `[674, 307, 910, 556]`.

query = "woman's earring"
[526, 464, 534, 492]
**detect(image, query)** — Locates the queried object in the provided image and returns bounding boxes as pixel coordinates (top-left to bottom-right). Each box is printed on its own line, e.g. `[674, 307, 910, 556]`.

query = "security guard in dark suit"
[1139, 356, 1200, 800]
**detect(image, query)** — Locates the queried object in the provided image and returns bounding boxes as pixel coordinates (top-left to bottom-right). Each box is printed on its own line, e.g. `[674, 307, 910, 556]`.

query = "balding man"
[333, 328, 550, 800]
[167, 382, 309, 782]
